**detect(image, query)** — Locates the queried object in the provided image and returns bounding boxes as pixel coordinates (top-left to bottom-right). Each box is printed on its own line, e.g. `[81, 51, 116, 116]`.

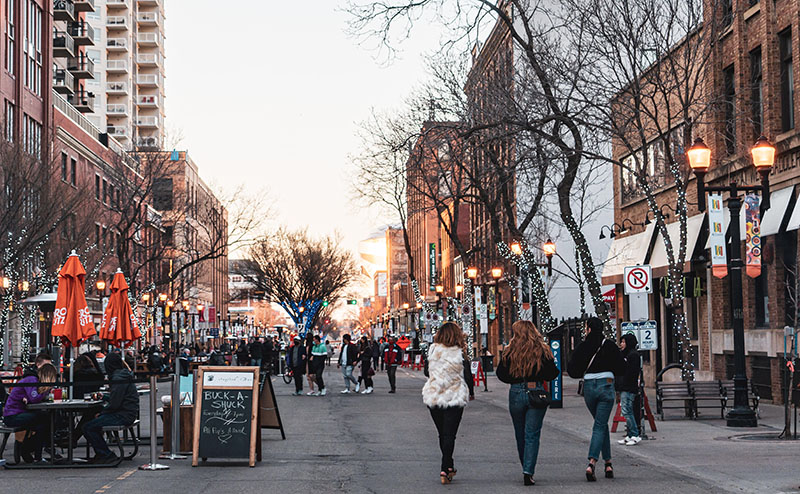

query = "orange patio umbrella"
[99, 269, 141, 348]
[52, 251, 97, 347]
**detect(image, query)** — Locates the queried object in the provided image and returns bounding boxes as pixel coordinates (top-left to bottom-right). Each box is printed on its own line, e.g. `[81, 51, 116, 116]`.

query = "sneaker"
[625, 436, 642, 446]
[320, 389, 327, 396]
[340, 389, 350, 394]
[306, 391, 316, 396]
[292, 391, 303, 396]
[355, 383, 361, 393]
[366, 387, 373, 394]
[617, 436, 630, 445]
[310, 391, 321, 396]
[99, 452, 120, 465]
[360, 389, 369, 394]
[388, 389, 396, 394]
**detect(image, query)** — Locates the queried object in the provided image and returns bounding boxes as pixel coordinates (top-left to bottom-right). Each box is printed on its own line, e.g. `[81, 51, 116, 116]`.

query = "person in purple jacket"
[3, 363, 58, 463]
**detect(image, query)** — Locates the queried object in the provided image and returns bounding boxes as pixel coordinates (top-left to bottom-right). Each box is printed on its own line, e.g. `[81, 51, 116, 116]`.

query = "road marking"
[96, 469, 136, 493]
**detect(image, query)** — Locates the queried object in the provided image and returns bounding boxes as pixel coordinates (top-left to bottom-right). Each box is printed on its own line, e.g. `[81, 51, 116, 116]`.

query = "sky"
[164, 0, 442, 259]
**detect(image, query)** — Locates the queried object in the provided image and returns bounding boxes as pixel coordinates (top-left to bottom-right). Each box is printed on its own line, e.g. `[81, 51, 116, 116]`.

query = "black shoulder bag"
[525, 375, 551, 409]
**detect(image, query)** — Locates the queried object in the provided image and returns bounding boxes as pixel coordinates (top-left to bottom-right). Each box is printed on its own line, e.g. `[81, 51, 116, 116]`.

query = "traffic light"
[322, 300, 329, 307]
[347, 299, 357, 305]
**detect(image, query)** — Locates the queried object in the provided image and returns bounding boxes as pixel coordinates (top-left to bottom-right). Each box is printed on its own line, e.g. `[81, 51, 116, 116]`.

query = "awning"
[705, 186, 795, 247]
[600, 222, 656, 285]
[649, 213, 706, 277]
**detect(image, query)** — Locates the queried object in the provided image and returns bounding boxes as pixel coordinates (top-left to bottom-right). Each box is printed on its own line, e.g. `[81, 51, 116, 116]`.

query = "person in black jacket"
[567, 317, 626, 482]
[249, 337, 263, 369]
[236, 340, 250, 366]
[83, 352, 139, 464]
[357, 337, 374, 394]
[337, 334, 359, 393]
[71, 354, 104, 446]
[616, 332, 641, 445]
[286, 337, 307, 395]
[497, 320, 559, 486]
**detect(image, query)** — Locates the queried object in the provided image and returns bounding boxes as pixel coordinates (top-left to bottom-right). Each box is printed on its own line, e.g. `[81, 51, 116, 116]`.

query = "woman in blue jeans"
[497, 320, 559, 486]
[567, 317, 625, 481]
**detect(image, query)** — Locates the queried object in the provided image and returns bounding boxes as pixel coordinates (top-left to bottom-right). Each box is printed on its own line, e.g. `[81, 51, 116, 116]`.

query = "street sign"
[624, 265, 652, 294]
[621, 320, 658, 351]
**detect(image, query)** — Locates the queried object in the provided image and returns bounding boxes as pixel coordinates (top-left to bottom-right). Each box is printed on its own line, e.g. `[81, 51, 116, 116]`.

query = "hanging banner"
[744, 193, 762, 278]
[708, 194, 728, 278]
[428, 243, 437, 291]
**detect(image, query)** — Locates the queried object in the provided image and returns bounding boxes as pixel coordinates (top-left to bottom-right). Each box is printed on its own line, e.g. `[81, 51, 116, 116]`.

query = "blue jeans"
[251, 358, 262, 369]
[508, 384, 547, 475]
[583, 378, 615, 461]
[620, 391, 639, 437]
[342, 365, 357, 390]
[84, 413, 131, 457]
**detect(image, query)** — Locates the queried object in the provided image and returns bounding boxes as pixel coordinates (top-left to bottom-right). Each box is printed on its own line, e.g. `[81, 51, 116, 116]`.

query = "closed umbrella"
[99, 269, 141, 348]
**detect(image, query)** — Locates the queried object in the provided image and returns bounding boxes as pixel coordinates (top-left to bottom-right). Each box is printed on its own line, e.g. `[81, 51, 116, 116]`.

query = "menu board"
[192, 366, 259, 467]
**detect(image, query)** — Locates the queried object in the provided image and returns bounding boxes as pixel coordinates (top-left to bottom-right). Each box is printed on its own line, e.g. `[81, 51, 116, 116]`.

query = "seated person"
[72, 354, 104, 446]
[83, 353, 139, 464]
[3, 363, 58, 463]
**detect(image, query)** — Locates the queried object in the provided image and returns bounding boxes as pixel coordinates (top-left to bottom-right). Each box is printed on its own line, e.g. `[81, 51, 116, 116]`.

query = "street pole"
[141, 299, 169, 470]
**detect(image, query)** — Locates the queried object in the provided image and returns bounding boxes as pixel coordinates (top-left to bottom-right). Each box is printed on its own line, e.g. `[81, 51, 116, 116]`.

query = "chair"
[101, 419, 139, 461]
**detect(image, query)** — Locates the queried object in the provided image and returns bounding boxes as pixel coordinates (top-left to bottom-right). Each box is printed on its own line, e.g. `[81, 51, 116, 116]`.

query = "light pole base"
[139, 463, 170, 470]
[159, 453, 187, 460]
[726, 406, 758, 427]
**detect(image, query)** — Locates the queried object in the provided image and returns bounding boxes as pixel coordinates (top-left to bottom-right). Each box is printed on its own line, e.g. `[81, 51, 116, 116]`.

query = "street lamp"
[96, 279, 106, 293]
[142, 293, 151, 303]
[510, 241, 523, 256]
[466, 267, 478, 280]
[689, 135, 775, 428]
[542, 239, 556, 277]
[455, 284, 463, 296]
[166, 299, 174, 308]
[158, 293, 168, 302]
[0, 277, 9, 289]
[490, 267, 504, 346]
[490, 267, 503, 280]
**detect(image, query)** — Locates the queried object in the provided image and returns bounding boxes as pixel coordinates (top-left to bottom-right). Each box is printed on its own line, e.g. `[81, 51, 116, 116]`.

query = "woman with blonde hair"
[422, 322, 474, 484]
[497, 320, 559, 486]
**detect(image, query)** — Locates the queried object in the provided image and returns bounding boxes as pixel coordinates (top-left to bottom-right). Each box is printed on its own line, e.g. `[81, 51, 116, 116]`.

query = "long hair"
[504, 320, 553, 378]
[434, 322, 466, 354]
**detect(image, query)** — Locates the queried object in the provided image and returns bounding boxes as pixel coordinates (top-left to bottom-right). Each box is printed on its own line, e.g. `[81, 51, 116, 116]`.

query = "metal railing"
[137, 12, 159, 23]
[53, 90, 101, 141]
[107, 37, 127, 50]
[54, 0, 75, 18]
[136, 116, 159, 127]
[67, 55, 95, 74]
[107, 103, 128, 115]
[137, 32, 159, 44]
[136, 74, 159, 85]
[107, 16, 128, 28]
[137, 95, 158, 105]
[53, 68, 75, 91]
[53, 30, 75, 55]
[107, 81, 127, 93]
[136, 53, 160, 65]
[107, 59, 128, 71]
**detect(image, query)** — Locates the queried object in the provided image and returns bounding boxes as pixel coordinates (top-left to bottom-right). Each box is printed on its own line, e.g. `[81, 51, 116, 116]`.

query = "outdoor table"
[6, 399, 104, 469]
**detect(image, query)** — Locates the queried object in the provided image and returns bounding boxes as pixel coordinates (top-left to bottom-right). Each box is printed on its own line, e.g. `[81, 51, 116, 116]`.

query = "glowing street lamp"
[158, 293, 168, 302]
[466, 267, 478, 279]
[510, 241, 523, 256]
[490, 267, 503, 280]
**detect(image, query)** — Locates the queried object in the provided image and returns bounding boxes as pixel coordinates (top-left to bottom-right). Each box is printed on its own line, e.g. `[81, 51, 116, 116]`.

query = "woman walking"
[497, 320, 559, 486]
[358, 336, 374, 394]
[310, 335, 328, 396]
[617, 332, 641, 446]
[422, 322, 474, 484]
[304, 335, 316, 396]
[567, 317, 625, 481]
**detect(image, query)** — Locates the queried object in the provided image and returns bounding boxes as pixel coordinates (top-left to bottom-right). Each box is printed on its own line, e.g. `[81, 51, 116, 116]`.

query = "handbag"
[368, 366, 375, 377]
[525, 380, 550, 409]
[578, 340, 606, 396]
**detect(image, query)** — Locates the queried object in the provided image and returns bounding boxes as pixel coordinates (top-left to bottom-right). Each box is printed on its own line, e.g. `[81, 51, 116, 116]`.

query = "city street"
[4, 367, 794, 493]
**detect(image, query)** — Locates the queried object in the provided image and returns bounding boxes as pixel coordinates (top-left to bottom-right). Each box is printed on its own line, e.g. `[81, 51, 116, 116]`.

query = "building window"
[750, 47, 763, 138]
[723, 65, 735, 156]
[95, 223, 100, 245]
[102, 178, 108, 204]
[780, 28, 794, 132]
[22, 114, 41, 158]
[5, 0, 13, 75]
[61, 153, 67, 181]
[722, 0, 732, 26]
[4, 101, 13, 142]
[23, 0, 42, 95]
[95, 174, 100, 199]
[70, 158, 76, 186]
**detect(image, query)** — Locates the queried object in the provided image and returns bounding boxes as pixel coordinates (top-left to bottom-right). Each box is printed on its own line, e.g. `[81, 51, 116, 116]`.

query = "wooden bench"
[720, 380, 760, 417]
[656, 381, 694, 420]
[690, 381, 727, 419]
[102, 419, 140, 462]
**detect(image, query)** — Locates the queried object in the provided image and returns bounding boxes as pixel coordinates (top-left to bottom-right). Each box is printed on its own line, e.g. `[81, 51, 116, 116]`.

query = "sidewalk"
[467, 372, 798, 494]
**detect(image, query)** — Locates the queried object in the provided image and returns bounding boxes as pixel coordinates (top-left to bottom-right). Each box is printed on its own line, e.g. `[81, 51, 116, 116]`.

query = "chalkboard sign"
[192, 366, 259, 467]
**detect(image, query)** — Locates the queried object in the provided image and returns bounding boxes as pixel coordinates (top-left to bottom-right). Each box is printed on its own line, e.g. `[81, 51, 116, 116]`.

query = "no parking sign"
[624, 265, 652, 295]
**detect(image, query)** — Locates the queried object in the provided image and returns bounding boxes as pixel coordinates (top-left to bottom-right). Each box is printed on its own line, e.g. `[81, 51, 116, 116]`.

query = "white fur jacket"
[422, 343, 469, 408]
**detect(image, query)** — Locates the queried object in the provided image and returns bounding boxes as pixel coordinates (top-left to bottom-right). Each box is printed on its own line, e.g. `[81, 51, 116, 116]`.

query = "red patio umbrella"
[52, 251, 97, 347]
[99, 269, 141, 348]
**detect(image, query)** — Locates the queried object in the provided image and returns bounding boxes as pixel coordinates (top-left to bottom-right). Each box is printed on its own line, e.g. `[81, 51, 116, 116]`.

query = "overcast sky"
[164, 0, 442, 258]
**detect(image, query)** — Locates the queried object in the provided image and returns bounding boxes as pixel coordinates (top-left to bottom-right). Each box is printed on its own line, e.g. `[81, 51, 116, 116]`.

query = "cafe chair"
[101, 419, 140, 461]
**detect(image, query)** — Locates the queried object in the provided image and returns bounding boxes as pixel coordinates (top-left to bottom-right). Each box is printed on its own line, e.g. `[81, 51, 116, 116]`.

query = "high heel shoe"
[447, 468, 457, 479]
[586, 462, 597, 482]
[440, 471, 451, 484]
[524, 474, 535, 486]
[605, 462, 614, 479]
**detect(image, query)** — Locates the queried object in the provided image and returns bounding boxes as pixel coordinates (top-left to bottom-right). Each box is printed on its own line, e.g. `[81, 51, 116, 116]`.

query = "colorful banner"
[744, 193, 762, 279]
[708, 194, 728, 278]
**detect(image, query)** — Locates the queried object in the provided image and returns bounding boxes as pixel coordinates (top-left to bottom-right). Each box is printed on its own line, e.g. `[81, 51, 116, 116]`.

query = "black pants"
[316, 367, 325, 390]
[387, 366, 397, 391]
[361, 364, 373, 388]
[293, 367, 304, 392]
[373, 356, 379, 370]
[429, 406, 464, 471]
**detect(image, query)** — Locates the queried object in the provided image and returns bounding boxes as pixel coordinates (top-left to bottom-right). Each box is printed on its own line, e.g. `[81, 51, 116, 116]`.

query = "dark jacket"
[263, 339, 274, 357]
[235, 345, 250, 365]
[497, 356, 560, 384]
[616, 333, 641, 393]
[567, 331, 625, 379]
[287, 344, 307, 373]
[338, 343, 358, 367]
[249, 341, 263, 359]
[384, 344, 403, 367]
[208, 351, 226, 366]
[359, 345, 372, 365]
[102, 368, 139, 424]
[73, 368, 103, 399]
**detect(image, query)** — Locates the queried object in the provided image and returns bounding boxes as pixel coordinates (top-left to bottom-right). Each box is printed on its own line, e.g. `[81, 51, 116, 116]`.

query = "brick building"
[603, 0, 800, 401]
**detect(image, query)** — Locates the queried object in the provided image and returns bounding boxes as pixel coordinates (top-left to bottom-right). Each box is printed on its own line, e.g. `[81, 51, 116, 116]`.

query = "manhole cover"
[727, 433, 794, 442]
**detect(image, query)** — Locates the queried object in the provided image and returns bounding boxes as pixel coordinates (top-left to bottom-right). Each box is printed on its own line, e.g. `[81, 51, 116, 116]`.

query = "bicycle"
[282, 368, 293, 384]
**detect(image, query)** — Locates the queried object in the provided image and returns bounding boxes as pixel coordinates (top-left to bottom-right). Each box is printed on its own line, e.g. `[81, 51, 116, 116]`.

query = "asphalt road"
[0, 367, 733, 494]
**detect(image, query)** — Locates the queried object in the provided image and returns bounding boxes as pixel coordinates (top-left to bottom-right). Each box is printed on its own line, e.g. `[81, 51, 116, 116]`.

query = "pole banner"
[744, 193, 762, 279]
[708, 194, 728, 278]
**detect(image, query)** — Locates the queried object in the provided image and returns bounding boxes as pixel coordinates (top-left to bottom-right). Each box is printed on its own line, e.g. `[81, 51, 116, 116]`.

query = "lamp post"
[490, 267, 503, 346]
[435, 284, 444, 321]
[688, 135, 775, 427]
[467, 267, 479, 354]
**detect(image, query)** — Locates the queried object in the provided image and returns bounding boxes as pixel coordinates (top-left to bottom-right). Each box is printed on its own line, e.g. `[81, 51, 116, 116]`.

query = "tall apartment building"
[82, 0, 165, 149]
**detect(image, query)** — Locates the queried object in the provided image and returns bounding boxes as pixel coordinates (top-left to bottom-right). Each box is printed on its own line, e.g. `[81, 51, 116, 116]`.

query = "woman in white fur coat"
[422, 322, 475, 484]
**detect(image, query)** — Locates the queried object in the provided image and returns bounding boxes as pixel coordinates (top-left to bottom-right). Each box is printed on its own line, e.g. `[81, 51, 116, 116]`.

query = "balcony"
[68, 91, 95, 113]
[107, 103, 128, 116]
[137, 94, 158, 107]
[107, 125, 128, 138]
[136, 32, 159, 46]
[53, 68, 75, 95]
[106, 81, 128, 94]
[106, 0, 128, 7]
[135, 136, 159, 149]
[136, 74, 159, 86]
[53, 30, 75, 58]
[137, 12, 159, 25]
[136, 53, 160, 66]
[106, 59, 128, 73]
[67, 55, 95, 79]
[106, 16, 128, 30]
[107, 38, 128, 51]
[54, 0, 75, 22]
[73, 0, 94, 12]
[136, 116, 159, 128]
[67, 21, 94, 46]
[137, 0, 159, 4]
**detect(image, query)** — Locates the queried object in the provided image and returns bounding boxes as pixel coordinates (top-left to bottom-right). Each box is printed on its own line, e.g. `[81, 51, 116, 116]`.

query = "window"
[109, 184, 115, 208]
[750, 47, 763, 138]
[23, 0, 42, 95]
[723, 65, 736, 155]
[102, 178, 108, 204]
[22, 114, 40, 158]
[61, 153, 67, 181]
[95, 174, 100, 199]
[4, 101, 13, 142]
[780, 28, 794, 132]
[722, 0, 732, 26]
[95, 223, 100, 245]
[5, 0, 13, 75]
[70, 158, 76, 186]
